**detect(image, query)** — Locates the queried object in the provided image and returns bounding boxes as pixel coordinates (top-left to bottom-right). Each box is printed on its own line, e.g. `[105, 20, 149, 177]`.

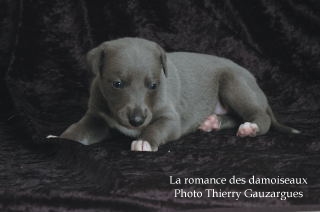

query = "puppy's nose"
[129, 116, 145, 127]
[128, 109, 146, 127]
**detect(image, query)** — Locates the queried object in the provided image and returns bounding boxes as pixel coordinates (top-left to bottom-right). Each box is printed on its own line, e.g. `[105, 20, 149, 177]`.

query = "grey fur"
[60, 37, 300, 151]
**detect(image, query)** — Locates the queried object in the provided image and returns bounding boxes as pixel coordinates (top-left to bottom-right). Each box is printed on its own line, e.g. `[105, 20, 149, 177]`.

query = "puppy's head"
[87, 38, 167, 130]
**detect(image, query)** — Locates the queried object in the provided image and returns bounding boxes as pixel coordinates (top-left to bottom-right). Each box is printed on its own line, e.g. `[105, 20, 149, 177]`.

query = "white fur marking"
[214, 100, 227, 115]
[292, 129, 301, 134]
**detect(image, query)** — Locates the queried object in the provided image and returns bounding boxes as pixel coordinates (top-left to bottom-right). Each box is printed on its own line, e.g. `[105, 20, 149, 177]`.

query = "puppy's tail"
[267, 106, 301, 134]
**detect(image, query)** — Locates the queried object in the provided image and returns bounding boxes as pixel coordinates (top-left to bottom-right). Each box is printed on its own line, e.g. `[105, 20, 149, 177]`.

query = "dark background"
[1, 0, 320, 211]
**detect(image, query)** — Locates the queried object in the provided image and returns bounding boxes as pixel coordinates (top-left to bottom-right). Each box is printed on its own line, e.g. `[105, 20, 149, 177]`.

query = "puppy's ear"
[157, 45, 168, 77]
[86, 42, 107, 76]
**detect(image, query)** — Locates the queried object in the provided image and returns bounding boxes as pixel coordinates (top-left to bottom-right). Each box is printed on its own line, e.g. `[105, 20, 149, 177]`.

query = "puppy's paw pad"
[131, 140, 152, 152]
[237, 122, 259, 137]
[199, 115, 221, 132]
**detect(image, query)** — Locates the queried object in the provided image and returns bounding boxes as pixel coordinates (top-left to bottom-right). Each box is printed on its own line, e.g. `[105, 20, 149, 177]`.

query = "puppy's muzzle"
[128, 108, 146, 127]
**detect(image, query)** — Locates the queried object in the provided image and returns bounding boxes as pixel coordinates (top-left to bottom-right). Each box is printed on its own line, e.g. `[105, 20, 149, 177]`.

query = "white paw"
[198, 114, 221, 132]
[46, 135, 58, 139]
[237, 122, 259, 137]
[131, 140, 152, 152]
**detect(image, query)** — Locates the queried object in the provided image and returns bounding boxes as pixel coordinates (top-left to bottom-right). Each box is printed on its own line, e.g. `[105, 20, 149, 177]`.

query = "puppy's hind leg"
[60, 113, 110, 145]
[219, 72, 271, 137]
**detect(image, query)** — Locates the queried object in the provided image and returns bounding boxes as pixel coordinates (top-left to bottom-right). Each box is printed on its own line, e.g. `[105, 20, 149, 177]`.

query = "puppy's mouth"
[124, 123, 141, 129]
[117, 119, 144, 130]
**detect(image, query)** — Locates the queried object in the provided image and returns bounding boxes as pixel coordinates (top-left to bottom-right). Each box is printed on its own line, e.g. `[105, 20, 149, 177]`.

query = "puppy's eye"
[112, 81, 124, 89]
[148, 82, 158, 90]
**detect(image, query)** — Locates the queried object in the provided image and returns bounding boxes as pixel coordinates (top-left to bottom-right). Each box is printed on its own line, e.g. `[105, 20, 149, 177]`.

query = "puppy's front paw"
[131, 140, 154, 152]
[237, 122, 259, 137]
[198, 114, 221, 132]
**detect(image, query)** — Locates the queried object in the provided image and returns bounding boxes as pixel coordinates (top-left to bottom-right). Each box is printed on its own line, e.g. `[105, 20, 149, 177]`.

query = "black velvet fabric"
[1, 0, 320, 211]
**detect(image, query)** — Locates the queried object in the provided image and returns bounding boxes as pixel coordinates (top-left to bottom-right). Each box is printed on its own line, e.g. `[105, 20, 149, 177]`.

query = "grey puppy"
[59, 37, 300, 151]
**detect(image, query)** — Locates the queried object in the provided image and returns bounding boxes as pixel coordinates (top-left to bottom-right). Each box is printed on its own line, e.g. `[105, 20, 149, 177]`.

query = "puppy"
[59, 37, 300, 151]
